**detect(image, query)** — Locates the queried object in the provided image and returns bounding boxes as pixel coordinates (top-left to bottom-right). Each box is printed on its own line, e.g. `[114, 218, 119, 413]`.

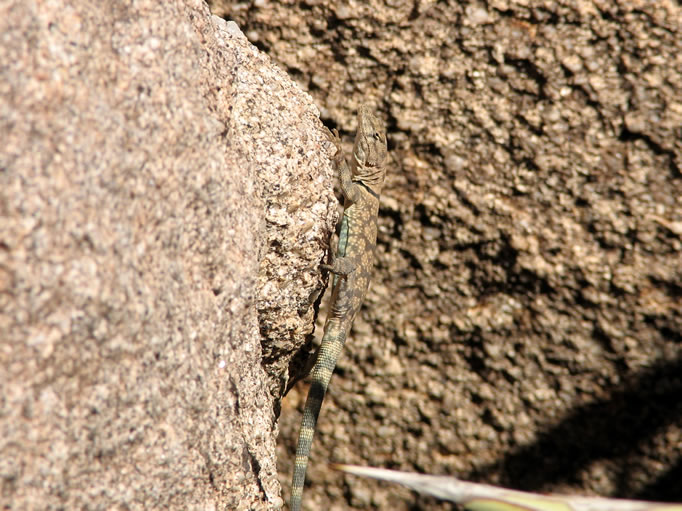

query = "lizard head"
[352, 104, 388, 189]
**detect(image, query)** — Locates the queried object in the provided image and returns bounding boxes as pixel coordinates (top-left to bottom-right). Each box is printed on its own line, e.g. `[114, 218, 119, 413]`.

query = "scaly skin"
[290, 104, 388, 511]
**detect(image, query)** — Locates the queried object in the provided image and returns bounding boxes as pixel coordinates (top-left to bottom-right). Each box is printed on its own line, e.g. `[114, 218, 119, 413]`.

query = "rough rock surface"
[0, 1, 334, 509]
[211, 1, 682, 510]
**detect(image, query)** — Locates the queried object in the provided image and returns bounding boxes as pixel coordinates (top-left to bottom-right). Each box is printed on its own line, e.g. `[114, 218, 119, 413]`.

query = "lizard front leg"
[325, 126, 363, 204]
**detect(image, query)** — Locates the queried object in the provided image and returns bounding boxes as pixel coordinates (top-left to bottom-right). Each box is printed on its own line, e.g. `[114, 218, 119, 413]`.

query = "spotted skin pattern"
[290, 104, 388, 511]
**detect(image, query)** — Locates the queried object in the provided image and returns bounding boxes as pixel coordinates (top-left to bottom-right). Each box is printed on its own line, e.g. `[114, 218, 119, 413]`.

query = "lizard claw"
[324, 127, 344, 163]
[323, 126, 339, 142]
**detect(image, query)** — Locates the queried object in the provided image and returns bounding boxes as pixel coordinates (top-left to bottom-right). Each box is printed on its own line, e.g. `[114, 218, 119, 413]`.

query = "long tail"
[290, 319, 346, 511]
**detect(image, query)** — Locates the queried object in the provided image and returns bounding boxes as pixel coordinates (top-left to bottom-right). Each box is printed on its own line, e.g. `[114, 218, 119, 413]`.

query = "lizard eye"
[373, 132, 382, 140]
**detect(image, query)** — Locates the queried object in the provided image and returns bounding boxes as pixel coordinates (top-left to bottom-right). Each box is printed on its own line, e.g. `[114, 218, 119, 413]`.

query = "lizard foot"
[324, 127, 344, 164]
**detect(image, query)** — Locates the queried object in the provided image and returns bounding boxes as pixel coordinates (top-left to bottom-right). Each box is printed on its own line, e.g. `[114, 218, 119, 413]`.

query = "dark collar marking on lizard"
[357, 180, 380, 199]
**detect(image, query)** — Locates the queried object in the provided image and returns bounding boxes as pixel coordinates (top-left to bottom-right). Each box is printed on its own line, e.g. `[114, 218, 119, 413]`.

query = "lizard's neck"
[354, 164, 385, 191]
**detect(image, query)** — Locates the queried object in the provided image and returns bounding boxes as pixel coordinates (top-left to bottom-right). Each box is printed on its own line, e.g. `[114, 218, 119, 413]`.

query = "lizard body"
[290, 104, 388, 511]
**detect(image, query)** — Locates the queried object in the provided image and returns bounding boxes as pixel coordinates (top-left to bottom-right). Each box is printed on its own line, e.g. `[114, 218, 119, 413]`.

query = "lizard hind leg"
[321, 254, 357, 276]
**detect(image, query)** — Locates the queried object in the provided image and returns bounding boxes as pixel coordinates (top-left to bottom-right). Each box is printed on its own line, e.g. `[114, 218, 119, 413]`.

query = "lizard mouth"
[355, 154, 378, 168]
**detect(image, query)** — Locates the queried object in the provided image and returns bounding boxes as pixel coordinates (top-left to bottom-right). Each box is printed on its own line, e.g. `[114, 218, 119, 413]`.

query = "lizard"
[289, 104, 388, 511]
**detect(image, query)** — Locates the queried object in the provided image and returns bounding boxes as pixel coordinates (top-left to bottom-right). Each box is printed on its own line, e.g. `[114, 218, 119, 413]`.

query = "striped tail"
[290, 319, 347, 511]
